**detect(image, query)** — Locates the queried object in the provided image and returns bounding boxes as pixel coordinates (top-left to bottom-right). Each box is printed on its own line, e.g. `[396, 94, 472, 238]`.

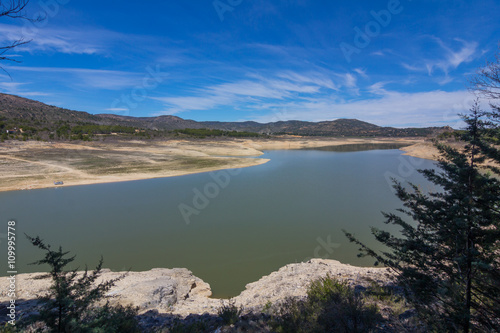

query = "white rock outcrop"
[0, 259, 392, 319]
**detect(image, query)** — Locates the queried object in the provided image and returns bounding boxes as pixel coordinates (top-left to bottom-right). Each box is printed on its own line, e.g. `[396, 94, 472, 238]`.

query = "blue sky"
[0, 0, 499, 127]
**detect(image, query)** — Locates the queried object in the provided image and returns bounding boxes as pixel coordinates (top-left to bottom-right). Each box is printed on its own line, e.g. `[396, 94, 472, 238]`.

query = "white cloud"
[154, 71, 341, 114]
[343, 73, 357, 88]
[353, 68, 368, 78]
[0, 23, 170, 57]
[371, 51, 385, 56]
[401, 63, 421, 72]
[0, 23, 105, 55]
[0, 80, 51, 97]
[441, 39, 478, 69]
[104, 108, 129, 112]
[150, 67, 471, 128]
[207, 81, 285, 99]
[403, 38, 479, 77]
[153, 94, 236, 113]
[276, 71, 337, 90]
[368, 82, 390, 95]
[337, 73, 359, 96]
[250, 90, 472, 128]
[6, 66, 145, 90]
[0, 81, 24, 91]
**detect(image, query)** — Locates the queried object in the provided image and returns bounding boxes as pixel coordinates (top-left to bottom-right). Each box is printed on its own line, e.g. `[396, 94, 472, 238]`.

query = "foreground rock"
[234, 259, 392, 312]
[0, 259, 392, 328]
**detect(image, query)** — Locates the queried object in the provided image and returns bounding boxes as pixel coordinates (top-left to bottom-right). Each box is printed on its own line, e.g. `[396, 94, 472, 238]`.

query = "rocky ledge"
[0, 259, 393, 328]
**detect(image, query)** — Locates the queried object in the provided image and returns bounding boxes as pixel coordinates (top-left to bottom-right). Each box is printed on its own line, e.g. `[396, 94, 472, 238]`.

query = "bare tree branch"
[0, 38, 31, 60]
[0, 0, 44, 75]
[0, 0, 38, 20]
[469, 45, 500, 101]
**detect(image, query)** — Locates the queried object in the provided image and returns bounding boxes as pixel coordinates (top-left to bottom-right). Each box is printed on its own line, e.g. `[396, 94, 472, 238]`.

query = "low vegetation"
[153, 276, 421, 332]
[0, 118, 155, 142]
[270, 276, 382, 333]
[0, 116, 264, 142]
[14, 235, 141, 333]
[173, 128, 261, 138]
[217, 300, 243, 325]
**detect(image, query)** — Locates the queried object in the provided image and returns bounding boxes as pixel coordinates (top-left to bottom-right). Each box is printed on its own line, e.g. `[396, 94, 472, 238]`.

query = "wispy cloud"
[6, 66, 146, 90]
[371, 50, 387, 57]
[0, 23, 177, 59]
[276, 71, 337, 90]
[343, 73, 357, 88]
[402, 38, 479, 79]
[0, 79, 51, 97]
[423, 39, 478, 86]
[154, 71, 341, 114]
[401, 63, 421, 72]
[368, 82, 390, 95]
[105, 107, 130, 112]
[153, 95, 236, 113]
[0, 23, 106, 55]
[353, 68, 368, 78]
[435, 38, 478, 72]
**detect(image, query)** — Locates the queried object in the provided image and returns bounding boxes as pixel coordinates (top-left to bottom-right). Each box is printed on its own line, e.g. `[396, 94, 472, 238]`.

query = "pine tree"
[25, 235, 140, 332]
[344, 105, 500, 332]
[469, 45, 500, 168]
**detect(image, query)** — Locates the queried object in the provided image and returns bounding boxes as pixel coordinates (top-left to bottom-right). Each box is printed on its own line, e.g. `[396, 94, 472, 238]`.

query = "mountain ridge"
[0, 93, 450, 137]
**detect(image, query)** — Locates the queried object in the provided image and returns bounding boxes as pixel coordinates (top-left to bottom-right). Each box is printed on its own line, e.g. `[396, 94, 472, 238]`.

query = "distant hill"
[0, 93, 451, 138]
[0, 93, 102, 124]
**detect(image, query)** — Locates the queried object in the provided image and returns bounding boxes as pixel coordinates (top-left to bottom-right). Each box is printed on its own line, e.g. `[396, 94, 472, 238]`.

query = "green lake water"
[0, 145, 437, 298]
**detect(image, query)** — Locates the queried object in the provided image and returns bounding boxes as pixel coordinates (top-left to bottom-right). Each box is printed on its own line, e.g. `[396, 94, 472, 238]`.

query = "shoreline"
[399, 141, 440, 160]
[2, 158, 271, 193]
[0, 137, 431, 193]
[0, 259, 392, 319]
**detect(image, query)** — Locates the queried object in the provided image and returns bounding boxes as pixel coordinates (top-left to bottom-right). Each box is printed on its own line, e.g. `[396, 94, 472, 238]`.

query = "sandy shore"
[0, 137, 429, 192]
[400, 141, 439, 160]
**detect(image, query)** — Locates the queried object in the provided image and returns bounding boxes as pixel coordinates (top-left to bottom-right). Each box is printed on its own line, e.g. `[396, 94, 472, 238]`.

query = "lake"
[0, 145, 437, 298]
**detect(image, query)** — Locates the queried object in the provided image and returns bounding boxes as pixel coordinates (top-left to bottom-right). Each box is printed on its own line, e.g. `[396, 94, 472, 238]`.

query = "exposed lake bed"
[0, 137, 433, 192]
